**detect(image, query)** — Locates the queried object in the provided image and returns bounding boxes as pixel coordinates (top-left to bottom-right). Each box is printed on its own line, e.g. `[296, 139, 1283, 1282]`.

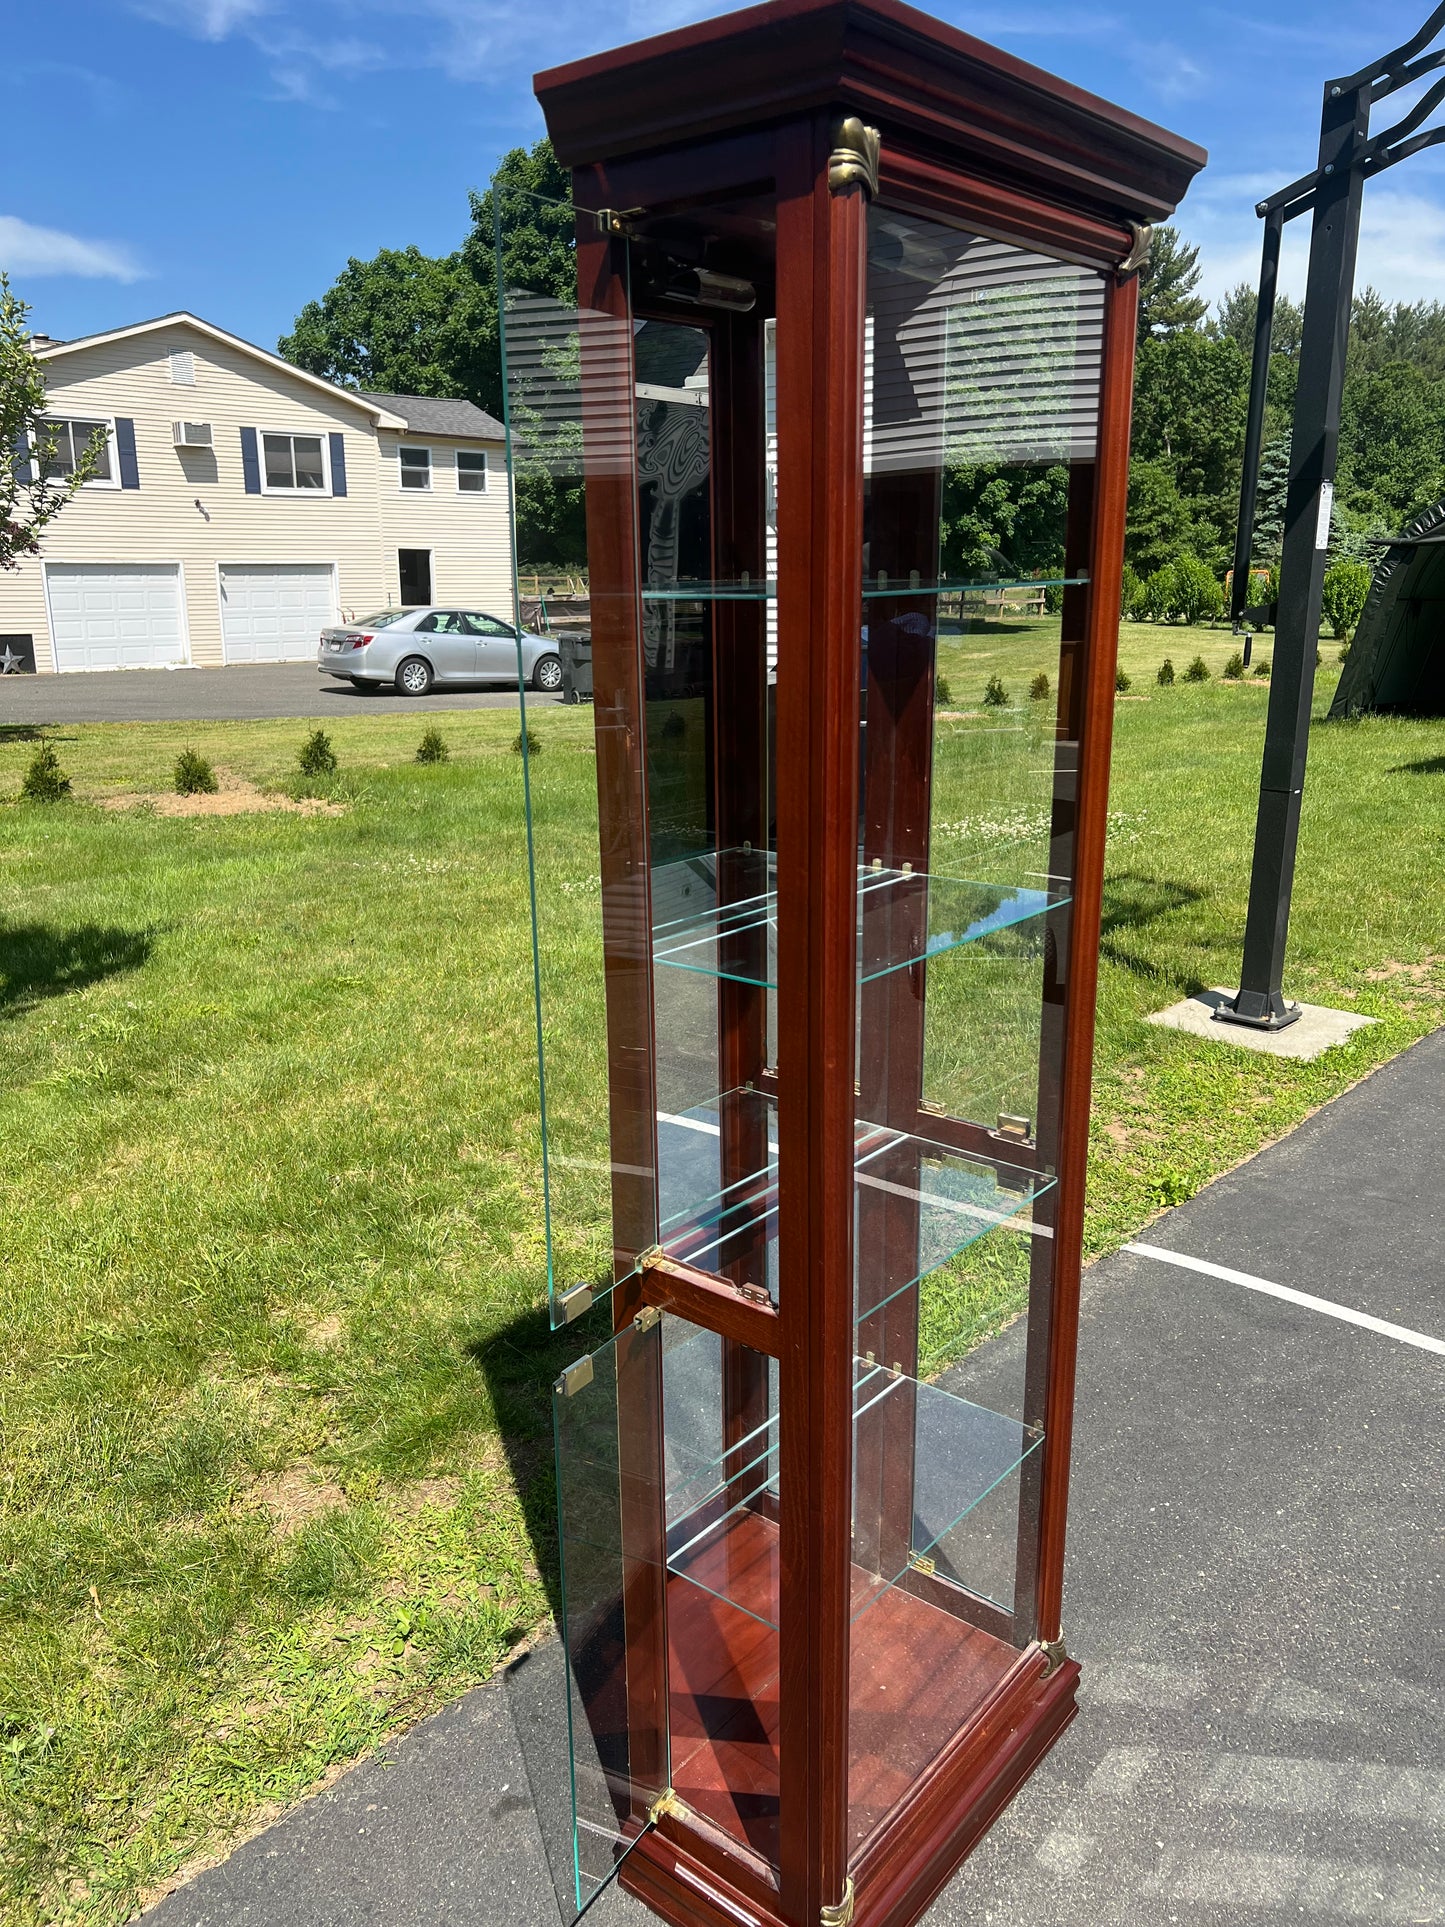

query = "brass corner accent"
[637, 1244, 664, 1269]
[557, 1281, 595, 1323]
[821, 1877, 856, 1926]
[556, 1355, 594, 1399]
[828, 118, 881, 199]
[647, 1786, 684, 1826]
[1039, 1632, 1068, 1677]
[1119, 220, 1153, 277]
[907, 1550, 936, 1577]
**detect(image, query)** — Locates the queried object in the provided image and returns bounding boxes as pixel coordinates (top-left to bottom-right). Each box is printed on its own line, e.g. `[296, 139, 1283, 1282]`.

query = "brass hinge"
[556, 1355, 594, 1399]
[821, 1877, 856, 1926]
[1039, 1632, 1068, 1678]
[996, 1112, 1033, 1141]
[648, 1787, 684, 1826]
[919, 1098, 946, 1117]
[593, 206, 643, 238]
[634, 1304, 662, 1334]
[637, 1244, 664, 1269]
[736, 1280, 771, 1306]
[907, 1551, 936, 1578]
[556, 1282, 594, 1323]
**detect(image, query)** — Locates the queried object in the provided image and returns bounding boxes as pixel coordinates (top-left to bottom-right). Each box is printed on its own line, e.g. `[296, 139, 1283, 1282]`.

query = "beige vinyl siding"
[0, 323, 391, 670]
[376, 433, 512, 618]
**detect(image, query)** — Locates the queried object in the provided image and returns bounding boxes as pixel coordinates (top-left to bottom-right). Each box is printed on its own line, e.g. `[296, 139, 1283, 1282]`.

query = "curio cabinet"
[496, 5, 1204, 1924]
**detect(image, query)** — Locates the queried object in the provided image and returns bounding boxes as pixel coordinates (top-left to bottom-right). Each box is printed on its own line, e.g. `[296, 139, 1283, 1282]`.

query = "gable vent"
[169, 348, 195, 385]
[172, 420, 214, 448]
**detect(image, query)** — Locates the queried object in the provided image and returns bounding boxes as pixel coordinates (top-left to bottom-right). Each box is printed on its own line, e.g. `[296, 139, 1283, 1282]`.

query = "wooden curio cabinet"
[497, 5, 1204, 1923]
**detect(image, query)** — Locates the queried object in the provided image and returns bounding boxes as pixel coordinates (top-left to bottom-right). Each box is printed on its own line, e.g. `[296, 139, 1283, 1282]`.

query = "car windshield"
[355, 610, 407, 628]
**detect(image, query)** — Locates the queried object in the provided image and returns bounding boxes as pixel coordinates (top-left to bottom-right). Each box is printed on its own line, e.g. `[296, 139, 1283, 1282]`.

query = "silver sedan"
[317, 607, 564, 697]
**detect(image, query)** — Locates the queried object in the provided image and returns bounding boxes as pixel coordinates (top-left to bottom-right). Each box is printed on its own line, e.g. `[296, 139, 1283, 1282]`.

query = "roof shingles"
[358, 392, 506, 440]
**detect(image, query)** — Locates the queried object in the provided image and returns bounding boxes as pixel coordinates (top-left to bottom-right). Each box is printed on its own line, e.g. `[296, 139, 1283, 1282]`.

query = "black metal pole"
[1229, 207, 1284, 628]
[1219, 82, 1369, 1028]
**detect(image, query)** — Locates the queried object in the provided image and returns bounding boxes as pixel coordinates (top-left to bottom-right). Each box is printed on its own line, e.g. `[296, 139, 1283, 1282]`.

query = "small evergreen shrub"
[1119, 563, 1145, 622]
[1157, 658, 1175, 686]
[1222, 652, 1245, 681]
[297, 729, 338, 777]
[1183, 655, 1210, 682]
[1320, 560, 1370, 640]
[513, 727, 542, 756]
[982, 675, 1008, 707]
[1028, 671, 1050, 701]
[1338, 643, 1350, 664]
[1254, 660, 1271, 678]
[416, 728, 449, 764]
[173, 746, 218, 794]
[1142, 567, 1176, 622]
[935, 675, 952, 706]
[21, 740, 70, 801]
[1043, 583, 1064, 615]
[1168, 555, 1225, 627]
[1115, 665, 1132, 692]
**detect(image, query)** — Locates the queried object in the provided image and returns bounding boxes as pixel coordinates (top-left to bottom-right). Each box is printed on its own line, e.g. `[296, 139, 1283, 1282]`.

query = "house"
[1, 313, 512, 673]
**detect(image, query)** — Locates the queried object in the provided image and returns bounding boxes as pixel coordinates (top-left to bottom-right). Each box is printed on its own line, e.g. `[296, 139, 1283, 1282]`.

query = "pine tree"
[1137, 226, 1208, 337]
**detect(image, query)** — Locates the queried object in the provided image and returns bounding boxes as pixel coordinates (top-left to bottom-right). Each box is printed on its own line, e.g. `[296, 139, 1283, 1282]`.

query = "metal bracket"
[1119, 220, 1153, 277]
[556, 1282, 594, 1324]
[736, 1280, 771, 1306]
[907, 1551, 936, 1578]
[821, 1877, 856, 1926]
[592, 207, 643, 238]
[828, 118, 881, 198]
[995, 1112, 1033, 1142]
[634, 1304, 662, 1334]
[647, 1787, 683, 1826]
[1039, 1633, 1068, 1678]
[637, 1244, 664, 1269]
[556, 1355, 594, 1399]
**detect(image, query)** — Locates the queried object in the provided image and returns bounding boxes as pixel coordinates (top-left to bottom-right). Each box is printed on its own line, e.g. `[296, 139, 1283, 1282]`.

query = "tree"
[1137, 225, 1208, 336]
[1249, 436, 1291, 563]
[1338, 359, 1445, 528]
[1320, 561, 1371, 639]
[1, 276, 105, 570]
[278, 246, 482, 400]
[1125, 458, 1193, 576]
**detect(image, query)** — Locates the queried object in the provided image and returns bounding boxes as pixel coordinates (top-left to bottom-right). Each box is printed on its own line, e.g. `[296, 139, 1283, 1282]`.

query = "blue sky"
[7, 0, 1445, 350]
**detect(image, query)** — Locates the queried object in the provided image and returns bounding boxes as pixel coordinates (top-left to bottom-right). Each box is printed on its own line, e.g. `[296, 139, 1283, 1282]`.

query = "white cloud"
[132, 0, 273, 37]
[0, 215, 144, 282]
[1192, 186, 1445, 313]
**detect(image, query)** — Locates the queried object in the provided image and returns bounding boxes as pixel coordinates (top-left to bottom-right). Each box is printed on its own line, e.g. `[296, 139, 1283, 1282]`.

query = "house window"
[262, 432, 327, 492]
[39, 418, 115, 486]
[399, 446, 432, 491]
[457, 450, 488, 492]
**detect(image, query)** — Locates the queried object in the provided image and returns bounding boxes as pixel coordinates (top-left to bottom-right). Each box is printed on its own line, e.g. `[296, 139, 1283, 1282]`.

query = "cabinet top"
[536, 0, 1206, 226]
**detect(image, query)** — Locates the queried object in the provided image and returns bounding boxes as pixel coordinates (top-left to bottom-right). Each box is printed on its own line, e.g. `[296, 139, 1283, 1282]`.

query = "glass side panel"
[499, 185, 652, 1329]
[849, 204, 1106, 1863]
[549, 1315, 668, 1919]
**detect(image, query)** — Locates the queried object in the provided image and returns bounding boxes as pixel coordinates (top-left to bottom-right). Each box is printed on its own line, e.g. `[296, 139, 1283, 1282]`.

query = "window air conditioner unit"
[172, 421, 213, 448]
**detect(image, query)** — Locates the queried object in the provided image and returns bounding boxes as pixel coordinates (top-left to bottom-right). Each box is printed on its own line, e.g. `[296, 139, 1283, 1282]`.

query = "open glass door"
[512, 1313, 669, 1922]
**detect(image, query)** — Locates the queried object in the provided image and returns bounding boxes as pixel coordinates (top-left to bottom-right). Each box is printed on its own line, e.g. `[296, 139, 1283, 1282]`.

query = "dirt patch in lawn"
[244, 1466, 348, 1528]
[99, 772, 347, 817]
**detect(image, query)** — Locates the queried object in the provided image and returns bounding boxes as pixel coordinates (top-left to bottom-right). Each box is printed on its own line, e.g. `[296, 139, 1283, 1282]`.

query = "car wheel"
[532, 653, 563, 693]
[396, 656, 433, 697]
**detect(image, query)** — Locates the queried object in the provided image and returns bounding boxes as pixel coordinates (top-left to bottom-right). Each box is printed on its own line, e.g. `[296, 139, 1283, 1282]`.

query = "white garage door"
[45, 564, 186, 671]
[219, 564, 337, 663]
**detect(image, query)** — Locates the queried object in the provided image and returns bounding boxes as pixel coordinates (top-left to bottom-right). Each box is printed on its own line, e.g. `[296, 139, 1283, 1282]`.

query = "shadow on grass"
[1098, 872, 1213, 992]
[0, 921, 152, 1017]
[1388, 755, 1445, 775]
[0, 724, 47, 745]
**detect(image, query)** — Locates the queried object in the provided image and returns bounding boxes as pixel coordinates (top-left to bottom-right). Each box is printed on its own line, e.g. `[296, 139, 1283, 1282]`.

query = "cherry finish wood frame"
[528, 6, 1204, 1925]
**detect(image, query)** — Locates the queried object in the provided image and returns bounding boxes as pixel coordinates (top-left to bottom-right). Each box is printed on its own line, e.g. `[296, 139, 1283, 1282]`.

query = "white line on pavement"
[1123, 1241, 1445, 1356]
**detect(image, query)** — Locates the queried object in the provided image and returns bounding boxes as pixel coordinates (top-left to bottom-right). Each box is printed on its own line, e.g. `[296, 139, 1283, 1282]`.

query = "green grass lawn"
[0, 646, 1441, 1925]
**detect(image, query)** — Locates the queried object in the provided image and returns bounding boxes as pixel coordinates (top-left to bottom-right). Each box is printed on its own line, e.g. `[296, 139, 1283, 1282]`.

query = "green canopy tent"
[1331, 500, 1445, 717]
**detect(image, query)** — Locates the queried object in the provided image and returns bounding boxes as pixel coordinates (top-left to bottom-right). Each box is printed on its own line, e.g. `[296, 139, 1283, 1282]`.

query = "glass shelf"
[662, 1356, 1039, 1630]
[640, 579, 775, 601]
[861, 574, 1087, 600]
[651, 850, 1068, 990]
[651, 1087, 1051, 1311]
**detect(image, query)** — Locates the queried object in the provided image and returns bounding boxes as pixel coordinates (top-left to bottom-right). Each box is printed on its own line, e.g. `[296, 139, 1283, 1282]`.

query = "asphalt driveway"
[142, 1029, 1445, 1927]
[0, 665, 556, 724]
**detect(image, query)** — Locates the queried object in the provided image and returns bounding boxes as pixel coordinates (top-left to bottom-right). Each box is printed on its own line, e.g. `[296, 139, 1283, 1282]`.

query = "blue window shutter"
[115, 417, 140, 489]
[240, 426, 261, 494]
[12, 431, 33, 486]
[328, 432, 347, 496]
